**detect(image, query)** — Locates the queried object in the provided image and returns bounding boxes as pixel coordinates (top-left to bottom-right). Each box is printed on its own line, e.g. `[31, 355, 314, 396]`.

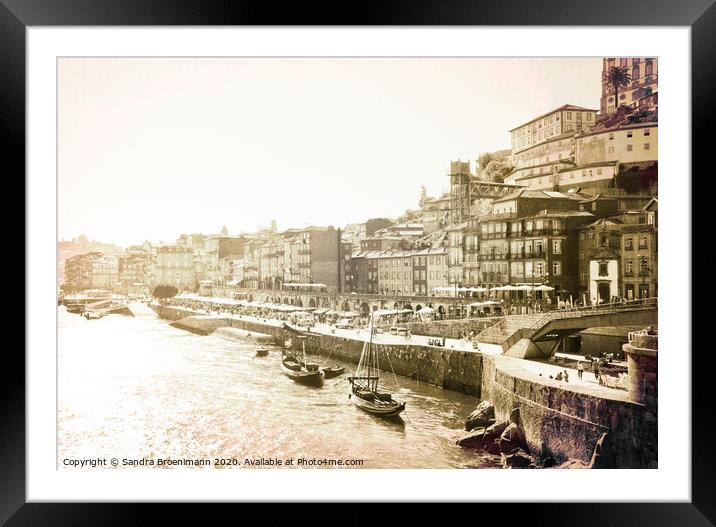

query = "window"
[566, 112, 571, 119]
[552, 261, 561, 276]
[625, 260, 634, 275]
[639, 237, 648, 249]
[598, 262, 609, 276]
[625, 284, 635, 299]
[587, 113, 592, 120]
[608, 133, 614, 140]
[644, 129, 650, 136]
[627, 144, 633, 152]
[625, 237, 633, 250]
[644, 143, 650, 150]
[608, 146, 615, 155]
[645, 60, 653, 75]
[627, 131, 633, 138]
[639, 258, 649, 273]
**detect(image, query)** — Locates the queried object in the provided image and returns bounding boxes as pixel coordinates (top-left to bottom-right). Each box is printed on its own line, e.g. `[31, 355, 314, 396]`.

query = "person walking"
[577, 360, 584, 379]
[594, 360, 601, 383]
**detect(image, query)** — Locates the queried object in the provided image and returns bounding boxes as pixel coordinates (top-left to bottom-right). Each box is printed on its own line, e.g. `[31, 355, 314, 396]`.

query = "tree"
[604, 65, 632, 112]
[152, 284, 179, 299]
[60, 282, 79, 294]
[483, 160, 512, 184]
[477, 152, 495, 172]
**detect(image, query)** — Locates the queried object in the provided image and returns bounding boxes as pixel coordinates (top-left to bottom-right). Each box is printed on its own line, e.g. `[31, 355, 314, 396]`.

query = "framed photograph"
[7, 0, 708, 523]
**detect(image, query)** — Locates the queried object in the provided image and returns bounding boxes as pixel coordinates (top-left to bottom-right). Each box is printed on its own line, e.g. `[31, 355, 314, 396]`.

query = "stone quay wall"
[480, 355, 653, 467]
[151, 303, 654, 467]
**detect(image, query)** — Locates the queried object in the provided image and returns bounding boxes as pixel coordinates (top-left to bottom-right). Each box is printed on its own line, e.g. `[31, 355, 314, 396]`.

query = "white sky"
[58, 57, 602, 247]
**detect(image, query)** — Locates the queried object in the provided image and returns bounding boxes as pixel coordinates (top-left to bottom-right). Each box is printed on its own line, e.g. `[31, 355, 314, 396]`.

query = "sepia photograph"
[56, 55, 660, 472]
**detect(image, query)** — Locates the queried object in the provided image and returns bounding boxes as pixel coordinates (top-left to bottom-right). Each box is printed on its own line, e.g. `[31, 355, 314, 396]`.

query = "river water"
[58, 306, 499, 469]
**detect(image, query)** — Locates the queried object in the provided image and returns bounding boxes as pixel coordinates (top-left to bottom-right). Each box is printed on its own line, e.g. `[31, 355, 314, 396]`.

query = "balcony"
[523, 228, 556, 237]
[483, 232, 507, 240]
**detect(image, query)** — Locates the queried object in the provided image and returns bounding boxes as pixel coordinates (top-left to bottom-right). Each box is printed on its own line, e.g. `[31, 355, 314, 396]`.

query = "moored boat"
[321, 365, 345, 379]
[281, 338, 324, 387]
[348, 314, 405, 418]
[255, 347, 269, 357]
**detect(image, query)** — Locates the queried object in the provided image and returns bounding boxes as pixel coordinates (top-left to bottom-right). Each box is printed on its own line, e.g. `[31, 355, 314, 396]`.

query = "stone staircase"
[476, 314, 546, 345]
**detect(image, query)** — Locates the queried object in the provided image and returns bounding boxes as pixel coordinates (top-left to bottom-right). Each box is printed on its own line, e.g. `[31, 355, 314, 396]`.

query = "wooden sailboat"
[283, 322, 344, 378]
[348, 314, 405, 417]
[281, 337, 324, 387]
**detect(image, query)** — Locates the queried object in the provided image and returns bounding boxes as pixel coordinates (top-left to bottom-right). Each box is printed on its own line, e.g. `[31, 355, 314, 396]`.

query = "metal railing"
[527, 297, 658, 331]
[495, 297, 658, 352]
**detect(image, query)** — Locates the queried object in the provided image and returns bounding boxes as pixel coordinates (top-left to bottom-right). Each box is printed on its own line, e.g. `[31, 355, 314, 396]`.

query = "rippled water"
[58, 306, 499, 468]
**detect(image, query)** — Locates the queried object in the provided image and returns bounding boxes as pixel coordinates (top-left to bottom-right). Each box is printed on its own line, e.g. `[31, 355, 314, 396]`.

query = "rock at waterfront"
[541, 456, 557, 468]
[498, 422, 527, 454]
[456, 427, 488, 449]
[509, 406, 523, 427]
[501, 448, 535, 469]
[589, 432, 614, 469]
[465, 400, 495, 431]
[481, 421, 508, 455]
[485, 420, 509, 437]
[557, 459, 592, 469]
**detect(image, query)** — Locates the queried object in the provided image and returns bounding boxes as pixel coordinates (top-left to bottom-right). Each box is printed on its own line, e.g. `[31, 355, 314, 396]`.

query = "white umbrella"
[534, 284, 555, 291]
[516, 285, 533, 291]
[418, 306, 435, 313]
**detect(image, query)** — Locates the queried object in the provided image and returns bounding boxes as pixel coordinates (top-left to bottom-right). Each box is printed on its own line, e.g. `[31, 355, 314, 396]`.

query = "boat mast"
[369, 312, 378, 392]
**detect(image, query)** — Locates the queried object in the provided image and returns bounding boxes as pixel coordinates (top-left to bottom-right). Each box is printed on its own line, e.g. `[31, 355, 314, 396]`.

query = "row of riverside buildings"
[62, 57, 658, 303]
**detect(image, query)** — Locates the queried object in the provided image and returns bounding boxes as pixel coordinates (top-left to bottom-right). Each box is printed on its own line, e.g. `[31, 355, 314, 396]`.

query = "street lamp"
[639, 256, 649, 299]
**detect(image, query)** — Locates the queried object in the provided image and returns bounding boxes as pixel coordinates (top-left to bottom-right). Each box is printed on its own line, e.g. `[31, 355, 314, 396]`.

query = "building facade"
[510, 104, 598, 158]
[155, 245, 196, 291]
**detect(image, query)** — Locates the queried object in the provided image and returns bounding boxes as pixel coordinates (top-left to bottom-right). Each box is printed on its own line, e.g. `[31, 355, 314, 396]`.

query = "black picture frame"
[4, 0, 707, 524]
